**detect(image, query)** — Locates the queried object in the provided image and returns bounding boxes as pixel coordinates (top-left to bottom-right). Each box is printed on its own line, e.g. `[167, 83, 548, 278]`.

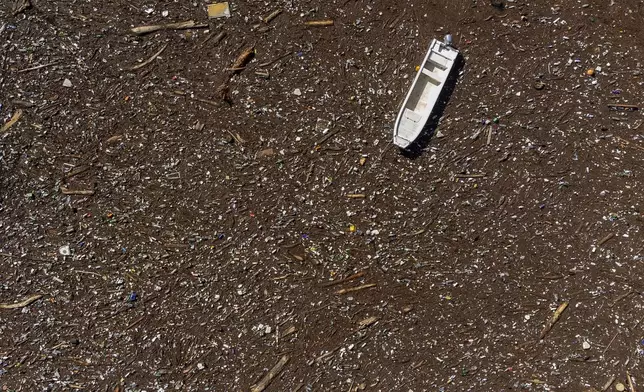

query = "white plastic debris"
[62, 79, 72, 88]
[292, 88, 302, 96]
[59, 245, 71, 256]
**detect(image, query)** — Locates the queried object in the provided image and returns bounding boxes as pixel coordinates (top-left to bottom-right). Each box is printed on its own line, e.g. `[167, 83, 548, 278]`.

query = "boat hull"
[393, 39, 459, 148]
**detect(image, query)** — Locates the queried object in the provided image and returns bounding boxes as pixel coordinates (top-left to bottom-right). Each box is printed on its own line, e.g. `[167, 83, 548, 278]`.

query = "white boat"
[393, 38, 459, 148]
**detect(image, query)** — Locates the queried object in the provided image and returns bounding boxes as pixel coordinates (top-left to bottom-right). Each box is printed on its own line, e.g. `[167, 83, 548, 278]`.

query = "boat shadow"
[400, 53, 465, 159]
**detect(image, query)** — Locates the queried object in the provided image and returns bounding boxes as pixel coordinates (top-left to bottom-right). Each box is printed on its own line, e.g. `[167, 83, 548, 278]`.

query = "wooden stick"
[0, 294, 43, 309]
[74, 270, 103, 279]
[305, 163, 315, 182]
[616, 137, 644, 152]
[231, 46, 255, 72]
[357, 316, 379, 329]
[304, 20, 334, 26]
[182, 347, 215, 374]
[125, 315, 146, 331]
[226, 130, 244, 144]
[60, 187, 95, 196]
[314, 347, 340, 364]
[0, 109, 23, 133]
[607, 103, 639, 111]
[320, 271, 365, 288]
[263, 9, 282, 24]
[539, 302, 568, 340]
[486, 126, 493, 145]
[129, 43, 168, 70]
[17, 62, 59, 73]
[557, 108, 571, 123]
[538, 272, 565, 280]
[598, 233, 615, 246]
[280, 326, 297, 339]
[259, 51, 293, 67]
[0, 252, 49, 263]
[65, 166, 90, 179]
[200, 31, 226, 47]
[336, 283, 376, 295]
[602, 331, 619, 356]
[471, 124, 487, 140]
[314, 127, 343, 146]
[12, 0, 31, 16]
[192, 96, 220, 107]
[612, 290, 634, 307]
[602, 375, 616, 391]
[131, 20, 207, 35]
[213, 31, 227, 44]
[346, 194, 365, 199]
[250, 355, 289, 392]
[627, 372, 636, 392]
[106, 135, 123, 143]
[454, 173, 486, 179]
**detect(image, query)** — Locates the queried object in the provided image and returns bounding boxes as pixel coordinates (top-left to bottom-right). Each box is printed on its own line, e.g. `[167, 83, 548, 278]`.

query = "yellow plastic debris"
[208, 2, 230, 19]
